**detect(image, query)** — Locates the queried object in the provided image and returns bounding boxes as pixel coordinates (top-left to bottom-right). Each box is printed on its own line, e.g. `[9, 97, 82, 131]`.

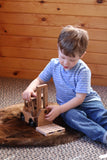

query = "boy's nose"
[64, 60, 69, 66]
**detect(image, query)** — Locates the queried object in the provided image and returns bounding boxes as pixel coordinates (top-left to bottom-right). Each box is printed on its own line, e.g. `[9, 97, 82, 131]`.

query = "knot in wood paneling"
[4, 30, 7, 33]
[40, 0, 45, 3]
[97, 0, 103, 3]
[13, 71, 19, 76]
[81, 24, 85, 27]
[57, 8, 61, 11]
[41, 17, 47, 21]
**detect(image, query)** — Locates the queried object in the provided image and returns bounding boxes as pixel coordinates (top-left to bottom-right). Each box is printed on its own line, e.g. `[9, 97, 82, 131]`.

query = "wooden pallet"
[36, 123, 65, 136]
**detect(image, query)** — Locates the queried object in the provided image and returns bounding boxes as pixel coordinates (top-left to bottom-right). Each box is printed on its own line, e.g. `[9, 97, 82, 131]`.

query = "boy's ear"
[81, 51, 86, 58]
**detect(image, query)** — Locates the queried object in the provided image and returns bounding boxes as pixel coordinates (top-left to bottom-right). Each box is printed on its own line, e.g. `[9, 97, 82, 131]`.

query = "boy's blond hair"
[58, 25, 89, 57]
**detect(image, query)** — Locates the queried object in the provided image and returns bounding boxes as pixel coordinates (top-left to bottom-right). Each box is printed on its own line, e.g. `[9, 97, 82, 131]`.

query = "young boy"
[22, 25, 107, 144]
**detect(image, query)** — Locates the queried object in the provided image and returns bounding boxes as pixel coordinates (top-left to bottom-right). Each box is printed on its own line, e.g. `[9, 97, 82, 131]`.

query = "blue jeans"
[61, 101, 107, 143]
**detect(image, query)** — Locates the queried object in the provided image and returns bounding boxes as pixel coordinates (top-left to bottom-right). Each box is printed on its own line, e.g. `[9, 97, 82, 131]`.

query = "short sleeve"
[76, 68, 91, 94]
[39, 59, 53, 82]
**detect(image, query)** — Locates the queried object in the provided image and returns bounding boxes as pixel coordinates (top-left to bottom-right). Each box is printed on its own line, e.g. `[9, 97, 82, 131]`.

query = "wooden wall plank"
[82, 53, 107, 65]
[0, 24, 60, 38]
[88, 64, 107, 76]
[1, 0, 107, 5]
[0, 36, 107, 54]
[88, 41, 107, 54]
[0, 47, 107, 65]
[0, 2, 106, 17]
[0, 35, 57, 49]
[0, 66, 107, 86]
[0, 47, 57, 60]
[0, 13, 107, 30]
[0, 68, 40, 79]
[0, 57, 49, 71]
[88, 29, 107, 41]
[0, 57, 107, 77]
[0, 24, 107, 41]
[91, 75, 107, 86]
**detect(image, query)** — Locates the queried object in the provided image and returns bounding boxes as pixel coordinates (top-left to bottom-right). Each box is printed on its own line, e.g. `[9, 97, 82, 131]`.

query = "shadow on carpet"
[0, 103, 83, 147]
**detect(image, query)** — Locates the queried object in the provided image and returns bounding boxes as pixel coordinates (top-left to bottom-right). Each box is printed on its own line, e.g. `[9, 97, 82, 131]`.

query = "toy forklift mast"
[36, 84, 48, 111]
[36, 84, 51, 127]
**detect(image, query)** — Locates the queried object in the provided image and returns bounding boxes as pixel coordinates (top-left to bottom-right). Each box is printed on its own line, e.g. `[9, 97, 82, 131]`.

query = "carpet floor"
[0, 77, 107, 160]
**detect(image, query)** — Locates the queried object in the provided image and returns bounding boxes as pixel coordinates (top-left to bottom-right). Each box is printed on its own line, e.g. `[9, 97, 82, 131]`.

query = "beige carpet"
[0, 77, 107, 160]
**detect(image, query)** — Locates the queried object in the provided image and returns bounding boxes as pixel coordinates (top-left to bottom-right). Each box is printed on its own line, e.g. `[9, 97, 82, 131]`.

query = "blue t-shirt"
[39, 58, 101, 105]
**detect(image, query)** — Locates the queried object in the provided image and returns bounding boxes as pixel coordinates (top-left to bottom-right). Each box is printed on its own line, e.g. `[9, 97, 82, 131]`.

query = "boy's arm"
[60, 93, 86, 113]
[22, 77, 45, 100]
[45, 93, 86, 121]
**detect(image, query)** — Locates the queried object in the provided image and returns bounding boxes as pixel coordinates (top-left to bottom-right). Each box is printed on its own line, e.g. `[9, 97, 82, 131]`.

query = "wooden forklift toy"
[21, 84, 65, 136]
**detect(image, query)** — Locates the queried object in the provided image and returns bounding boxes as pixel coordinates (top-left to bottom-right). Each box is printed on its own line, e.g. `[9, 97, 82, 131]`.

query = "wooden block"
[37, 109, 52, 127]
[22, 110, 34, 124]
[36, 87, 42, 113]
[37, 84, 48, 109]
[24, 97, 37, 116]
[36, 123, 65, 136]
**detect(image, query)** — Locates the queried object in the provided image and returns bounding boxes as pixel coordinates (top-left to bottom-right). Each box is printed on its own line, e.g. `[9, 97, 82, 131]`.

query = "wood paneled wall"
[0, 0, 107, 86]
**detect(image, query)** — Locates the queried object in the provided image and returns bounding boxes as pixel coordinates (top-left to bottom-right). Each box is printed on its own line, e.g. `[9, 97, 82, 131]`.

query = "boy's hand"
[45, 105, 61, 121]
[22, 88, 36, 101]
